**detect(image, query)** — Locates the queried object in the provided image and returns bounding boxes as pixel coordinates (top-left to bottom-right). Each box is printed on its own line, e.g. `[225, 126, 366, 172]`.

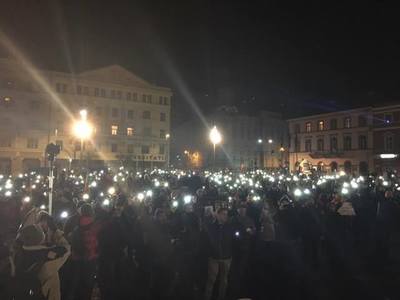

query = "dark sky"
[1, 0, 400, 126]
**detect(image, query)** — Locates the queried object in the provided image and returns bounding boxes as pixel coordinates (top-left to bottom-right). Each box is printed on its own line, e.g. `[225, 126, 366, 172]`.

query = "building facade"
[0, 59, 172, 174]
[173, 106, 289, 169]
[372, 104, 400, 173]
[288, 108, 373, 174]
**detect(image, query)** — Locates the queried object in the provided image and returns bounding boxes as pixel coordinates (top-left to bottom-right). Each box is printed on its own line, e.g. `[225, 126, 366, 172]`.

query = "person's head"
[216, 208, 228, 224]
[37, 211, 56, 233]
[79, 204, 94, 218]
[237, 205, 247, 217]
[18, 224, 45, 246]
[385, 190, 394, 199]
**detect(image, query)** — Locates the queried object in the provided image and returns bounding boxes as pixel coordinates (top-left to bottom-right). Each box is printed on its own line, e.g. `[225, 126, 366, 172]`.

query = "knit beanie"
[19, 224, 45, 247]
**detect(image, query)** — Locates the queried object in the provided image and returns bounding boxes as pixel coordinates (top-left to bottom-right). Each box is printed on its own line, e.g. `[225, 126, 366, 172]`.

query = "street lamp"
[165, 133, 170, 169]
[257, 139, 263, 144]
[256, 138, 264, 169]
[209, 126, 222, 169]
[73, 109, 93, 168]
[268, 139, 273, 144]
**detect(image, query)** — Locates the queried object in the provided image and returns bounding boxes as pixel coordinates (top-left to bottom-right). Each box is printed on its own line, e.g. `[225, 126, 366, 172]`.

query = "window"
[143, 127, 152, 137]
[132, 93, 137, 101]
[142, 94, 147, 103]
[117, 91, 122, 99]
[111, 143, 118, 153]
[305, 139, 312, 152]
[384, 133, 394, 152]
[305, 122, 312, 133]
[94, 88, 99, 96]
[83, 86, 89, 95]
[143, 111, 151, 119]
[77, 85, 82, 94]
[2, 96, 13, 107]
[27, 138, 38, 149]
[142, 145, 150, 154]
[294, 124, 300, 134]
[330, 136, 338, 152]
[127, 127, 133, 136]
[111, 125, 118, 135]
[159, 145, 165, 155]
[344, 117, 351, 128]
[330, 119, 337, 130]
[160, 129, 166, 138]
[127, 110, 134, 119]
[318, 121, 324, 131]
[344, 136, 352, 150]
[159, 96, 163, 105]
[317, 138, 324, 151]
[160, 112, 166, 122]
[127, 144, 134, 153]
[358, 115, 367, 127]
[127, 92, 132, 101]
[358, 135, 367, 150]
[100, 89, 106, 97]
[55, 140, 63, 150]
[112, 108, 119, 118]
[384, 114, 393, 125]
[148, 95, 152, 103]
[164, 97, 168, 105]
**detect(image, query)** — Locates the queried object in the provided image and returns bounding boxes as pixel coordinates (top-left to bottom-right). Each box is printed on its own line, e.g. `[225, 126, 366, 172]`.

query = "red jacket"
[71, 216, 102, 261]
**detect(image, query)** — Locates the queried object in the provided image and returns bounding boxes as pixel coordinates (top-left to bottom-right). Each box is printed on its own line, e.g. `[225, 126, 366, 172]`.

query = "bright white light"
[383, 181, 389, 186]
[154, 181, 160, 187]
[184, 195, 192, 204]
[339, 171, 346, 176]
[60, 211, 69, 219]
[23, 196, 31, 203]
[172, 200, 179, 208]
[257, 139, 263, 144]
[294, 188, 302, 197]
[108, 187, 116, 195]
[83, 193, 90, 200]
[40, 205, 46, 210]
[304, 188, 310, 195]
[90, 181, 97, 188]
[235, 231, 240, 237]
[164, 182, 169, 188]
[137, 193, 145, 201]
[268, 139, 273, 144]
[5, 182, 12, 189]
[380, 154, 398, 159]
[341, 187, 349, 195]
[350, 181, 358, 189]
[146, 190, 153, 197]
[343, 182, 349, 188]
[209, 126, 222, 145]
[103, 199, 110, 206]
[31, 184, 36, 189]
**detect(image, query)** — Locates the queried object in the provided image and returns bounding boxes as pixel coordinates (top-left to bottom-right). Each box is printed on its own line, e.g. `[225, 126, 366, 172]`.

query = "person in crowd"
[15, 224, 70, 300]
[204, 207, 234, 300]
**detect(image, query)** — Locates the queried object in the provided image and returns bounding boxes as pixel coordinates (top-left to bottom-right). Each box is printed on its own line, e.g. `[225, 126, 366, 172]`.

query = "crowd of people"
[0, 167, 400, 300]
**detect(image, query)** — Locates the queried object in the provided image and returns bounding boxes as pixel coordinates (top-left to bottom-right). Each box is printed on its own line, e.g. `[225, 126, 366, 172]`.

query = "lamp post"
[165, 133, 170, 169]
[73, 109, 93, 170]
[257, 139, 263, 170]
[209, 126, 222, 169]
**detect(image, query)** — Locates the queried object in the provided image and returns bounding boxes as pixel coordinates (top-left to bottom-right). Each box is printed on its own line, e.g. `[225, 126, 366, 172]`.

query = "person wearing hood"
[15, 224, 70, 300]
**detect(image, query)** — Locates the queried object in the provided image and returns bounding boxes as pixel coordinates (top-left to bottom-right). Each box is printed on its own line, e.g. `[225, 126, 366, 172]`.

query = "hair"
[217, 207, 228, 214]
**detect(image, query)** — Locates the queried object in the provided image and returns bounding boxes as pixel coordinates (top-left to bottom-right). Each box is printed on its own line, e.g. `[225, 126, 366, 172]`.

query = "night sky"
[1, 0, 400, 126]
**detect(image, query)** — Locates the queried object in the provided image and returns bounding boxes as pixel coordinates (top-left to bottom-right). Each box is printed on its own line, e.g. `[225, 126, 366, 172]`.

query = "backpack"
[15, 261, 46, 300]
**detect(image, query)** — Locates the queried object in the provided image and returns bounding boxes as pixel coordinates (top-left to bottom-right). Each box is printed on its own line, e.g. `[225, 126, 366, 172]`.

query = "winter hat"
[19, 224, 45, 247]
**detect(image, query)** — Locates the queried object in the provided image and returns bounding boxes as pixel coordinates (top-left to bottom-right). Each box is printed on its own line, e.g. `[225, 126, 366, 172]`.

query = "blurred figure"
[204, 208, 233, 300]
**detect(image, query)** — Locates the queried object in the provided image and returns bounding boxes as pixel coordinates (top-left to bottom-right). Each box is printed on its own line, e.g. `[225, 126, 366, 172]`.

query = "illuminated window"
[344, 117, 351, 128]
[111, 125, 118, 135]
[143, 111, 151, 119]
[4, 96, 12, 102]
[305, 122, 312, 133]
[127, 127, 133, 136]
[27, 138, 38, 149]
[318, 121, 324, 131]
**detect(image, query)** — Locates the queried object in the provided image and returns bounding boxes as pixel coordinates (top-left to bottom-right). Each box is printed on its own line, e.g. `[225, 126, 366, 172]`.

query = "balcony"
[309, 151, 345, 159]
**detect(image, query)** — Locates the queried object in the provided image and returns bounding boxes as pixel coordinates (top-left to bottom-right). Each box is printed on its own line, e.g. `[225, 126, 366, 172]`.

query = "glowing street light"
[209, 126, 222, 169]
[268, 139, 273, 144]
[73, 109, 93, 167]
[257, 139, 263, 144]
